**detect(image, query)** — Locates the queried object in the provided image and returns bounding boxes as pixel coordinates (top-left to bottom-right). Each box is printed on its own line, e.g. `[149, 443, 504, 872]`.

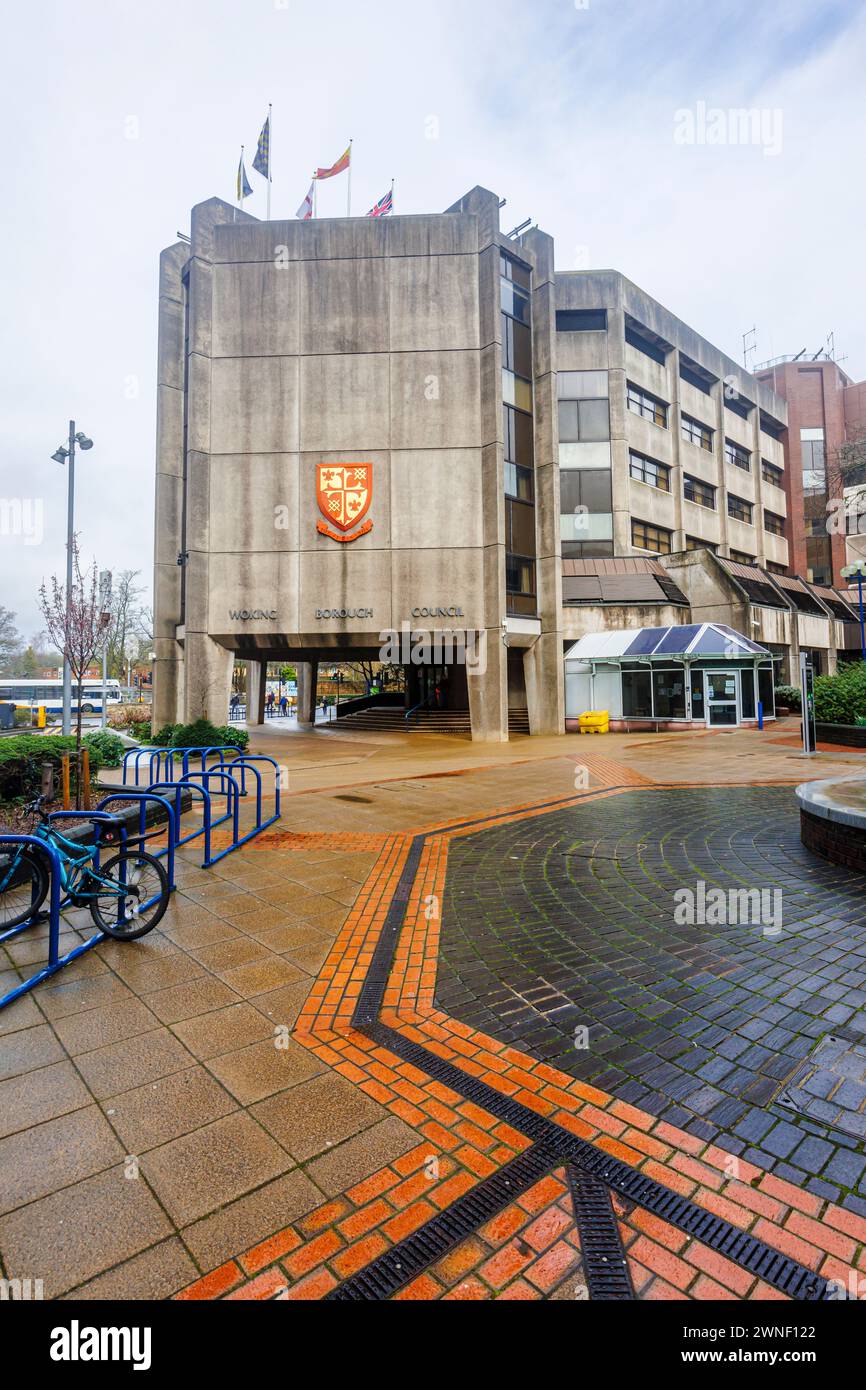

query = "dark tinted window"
[556, 309, 606, 332]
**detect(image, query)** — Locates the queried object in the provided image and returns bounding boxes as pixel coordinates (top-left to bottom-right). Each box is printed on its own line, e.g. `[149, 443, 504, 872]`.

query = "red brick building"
[756, 356, 866, 586]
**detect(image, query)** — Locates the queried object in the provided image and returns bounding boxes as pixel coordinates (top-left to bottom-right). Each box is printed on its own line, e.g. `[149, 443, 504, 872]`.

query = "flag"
[237, 152, 253, 201]
[316, 145, 351, 180]
[252, 114, 270, 180]
[366, 186, 394, 218]
[296, 182, 314, 220]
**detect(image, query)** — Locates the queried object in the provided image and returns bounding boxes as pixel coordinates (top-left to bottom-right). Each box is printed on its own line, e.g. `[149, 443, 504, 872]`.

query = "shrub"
[151, 724, 178, 747]
[775, 685, 801, 712]
[108, 704, 152, 730]
[0, 735, 104, 804]
[82, 730, 126, 768]
[167, 719, 249, 753]
[814, 662, 866, 725]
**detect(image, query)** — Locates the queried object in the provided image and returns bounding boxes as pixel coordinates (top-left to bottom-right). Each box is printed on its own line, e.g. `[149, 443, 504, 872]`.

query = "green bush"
[167, 719, 249, 753]
[82, 730, 126, 768]
[150, 724, 178, 747]
[775, 685, 802, 712]
[814, 662, 866, 725]
[0, 735, 105, 804]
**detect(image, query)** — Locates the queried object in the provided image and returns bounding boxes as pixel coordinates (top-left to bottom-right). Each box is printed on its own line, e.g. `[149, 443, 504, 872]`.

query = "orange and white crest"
[316, 464, 373, 543]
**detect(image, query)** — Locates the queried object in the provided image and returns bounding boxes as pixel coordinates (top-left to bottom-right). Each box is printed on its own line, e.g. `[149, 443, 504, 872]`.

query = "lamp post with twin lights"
[50, 422, 94, 735]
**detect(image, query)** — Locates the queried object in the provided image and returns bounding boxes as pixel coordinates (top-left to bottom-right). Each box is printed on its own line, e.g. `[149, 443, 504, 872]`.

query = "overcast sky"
[2, 0, 865, 638]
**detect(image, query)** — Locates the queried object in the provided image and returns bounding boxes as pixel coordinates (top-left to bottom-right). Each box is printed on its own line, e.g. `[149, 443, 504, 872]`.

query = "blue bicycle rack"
[96, 792, 178, 893]
[121, 745, 244, 789]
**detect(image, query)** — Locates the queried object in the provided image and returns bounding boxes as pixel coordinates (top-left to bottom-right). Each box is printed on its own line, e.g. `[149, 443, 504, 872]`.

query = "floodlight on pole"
[51, 421, 94, 735]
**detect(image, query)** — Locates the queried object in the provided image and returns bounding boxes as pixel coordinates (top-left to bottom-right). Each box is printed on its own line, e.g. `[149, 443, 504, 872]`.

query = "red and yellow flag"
[316, 145, 351, 180]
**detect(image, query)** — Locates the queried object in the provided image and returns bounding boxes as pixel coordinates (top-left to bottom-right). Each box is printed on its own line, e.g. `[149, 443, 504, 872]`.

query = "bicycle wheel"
[0, 849, 49, 929]
[88, 850, 169, 940]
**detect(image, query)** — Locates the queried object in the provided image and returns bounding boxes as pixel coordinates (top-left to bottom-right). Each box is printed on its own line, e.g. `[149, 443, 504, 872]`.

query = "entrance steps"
[326, 706, 532, 737]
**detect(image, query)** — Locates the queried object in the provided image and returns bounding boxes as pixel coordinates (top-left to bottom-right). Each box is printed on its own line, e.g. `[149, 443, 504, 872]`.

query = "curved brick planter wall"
[797, 777, 866, 872]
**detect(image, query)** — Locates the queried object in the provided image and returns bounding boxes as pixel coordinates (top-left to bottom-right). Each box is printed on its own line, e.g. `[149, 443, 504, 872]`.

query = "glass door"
[704, 670, 740, 727]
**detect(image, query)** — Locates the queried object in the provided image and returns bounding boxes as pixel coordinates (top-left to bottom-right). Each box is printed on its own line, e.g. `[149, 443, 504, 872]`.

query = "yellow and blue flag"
[237, 150, 253, 201]
[252, 115, 270, 180]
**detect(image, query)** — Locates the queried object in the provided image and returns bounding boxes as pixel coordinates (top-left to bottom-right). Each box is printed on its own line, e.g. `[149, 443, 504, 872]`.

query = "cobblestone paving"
[437, 787, 866, 1208]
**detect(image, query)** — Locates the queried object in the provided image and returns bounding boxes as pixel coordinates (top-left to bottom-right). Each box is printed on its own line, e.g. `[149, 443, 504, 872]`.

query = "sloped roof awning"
[565, 623, 771, 663]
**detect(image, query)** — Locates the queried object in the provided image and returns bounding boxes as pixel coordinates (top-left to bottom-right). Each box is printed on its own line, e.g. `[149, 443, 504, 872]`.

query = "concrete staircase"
[327, 705, 532, 737]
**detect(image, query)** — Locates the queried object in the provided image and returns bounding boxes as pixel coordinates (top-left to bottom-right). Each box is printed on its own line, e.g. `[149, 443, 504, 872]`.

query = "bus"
[0, 678, 124, 717]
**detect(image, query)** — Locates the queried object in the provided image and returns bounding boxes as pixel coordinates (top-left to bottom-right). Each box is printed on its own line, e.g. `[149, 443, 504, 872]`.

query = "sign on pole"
[800, 652, 816, 755]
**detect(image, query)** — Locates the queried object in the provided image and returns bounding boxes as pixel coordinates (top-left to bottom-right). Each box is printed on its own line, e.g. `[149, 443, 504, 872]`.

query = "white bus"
[0, 678, 124, 717]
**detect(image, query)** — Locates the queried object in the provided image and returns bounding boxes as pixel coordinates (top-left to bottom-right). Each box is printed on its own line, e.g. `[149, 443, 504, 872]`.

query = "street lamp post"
[51, 421, 94, 735]
[841, 561, 866, 663]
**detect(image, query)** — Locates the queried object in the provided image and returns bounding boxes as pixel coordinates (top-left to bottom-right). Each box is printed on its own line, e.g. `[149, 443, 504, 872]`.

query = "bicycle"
[0, 796, 170, 941]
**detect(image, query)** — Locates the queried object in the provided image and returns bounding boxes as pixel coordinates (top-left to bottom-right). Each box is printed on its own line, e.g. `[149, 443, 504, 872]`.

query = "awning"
[564, 623, 770, 663]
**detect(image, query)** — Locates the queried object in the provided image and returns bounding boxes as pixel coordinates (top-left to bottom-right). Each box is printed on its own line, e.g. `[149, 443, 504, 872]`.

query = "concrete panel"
[188, 260, 213, 359]
[390, 450, 482, 549]
[213, 221, 301, 265]
[385, 215, 478, 258]
[212, 262, 299, 357]
[726, 516, 759, 556]
[211, 357, 299, 455]
[157, 295, 185, 392]
[299, 452, 390, 552]
[154, 475, 184, 569]
[392, 548, 485, 628]
[156, 385, 184, 480]
[186, 353, 212, 455]
[207, 551, 281, 637]
[210, 454, 299, 553]
[298, 219, 390, 262]
[300, 259, 389, 355]
[298, 548, 391, 633]
[299, 355, 390, 451]
[182, 632, 235, 726]
[389, 256, 479, 352]
[186, 451, 210, 554]
[391, 351, 481, 450]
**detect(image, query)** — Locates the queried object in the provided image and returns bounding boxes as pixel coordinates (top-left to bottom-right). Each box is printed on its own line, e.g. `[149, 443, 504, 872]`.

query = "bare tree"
[39, 539, 110, 799]
[104, 570, 146, 679]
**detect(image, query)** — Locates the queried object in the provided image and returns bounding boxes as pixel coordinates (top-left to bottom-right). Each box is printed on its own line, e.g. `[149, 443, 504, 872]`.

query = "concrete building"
[154, 187, 810, 740]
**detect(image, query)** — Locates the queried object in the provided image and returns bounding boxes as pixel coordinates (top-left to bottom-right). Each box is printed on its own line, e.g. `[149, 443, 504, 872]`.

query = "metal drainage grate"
[568, 1167, 634, 1300]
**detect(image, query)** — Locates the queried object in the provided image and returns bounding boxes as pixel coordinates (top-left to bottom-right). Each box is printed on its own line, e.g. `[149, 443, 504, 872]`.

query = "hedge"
[814, 662, 866, 725]
[0, 735, 106, 803]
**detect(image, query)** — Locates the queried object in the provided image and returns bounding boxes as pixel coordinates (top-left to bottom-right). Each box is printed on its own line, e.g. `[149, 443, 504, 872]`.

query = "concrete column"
[182, 633, 234, 726]
[467, 630, 508, 741]
[297, 661, 318, 729]
[523, 634, 565, 736]
[246, 660, 267, 727]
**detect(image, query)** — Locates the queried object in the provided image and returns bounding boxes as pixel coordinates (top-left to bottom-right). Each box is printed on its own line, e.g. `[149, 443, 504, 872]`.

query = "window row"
[681, 412, 714, 451]
[725, 438, 751, 472]
[627, 381, 668, 428]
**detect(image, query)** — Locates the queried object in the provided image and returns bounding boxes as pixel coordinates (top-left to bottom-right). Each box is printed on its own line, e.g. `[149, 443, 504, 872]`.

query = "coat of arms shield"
[316, 464, 373, 542]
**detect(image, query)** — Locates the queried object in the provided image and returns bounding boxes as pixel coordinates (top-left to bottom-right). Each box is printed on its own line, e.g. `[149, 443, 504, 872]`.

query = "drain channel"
[568, 1168, 634, 1301]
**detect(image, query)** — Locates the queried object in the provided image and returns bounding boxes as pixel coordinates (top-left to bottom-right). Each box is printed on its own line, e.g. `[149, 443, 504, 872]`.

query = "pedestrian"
[266, 690, 275, 715]
[279, 694, 288, 717]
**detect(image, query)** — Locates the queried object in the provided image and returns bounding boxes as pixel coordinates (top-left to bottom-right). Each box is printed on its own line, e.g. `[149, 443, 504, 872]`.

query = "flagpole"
[347, 139, 353, 217]
[313, 173, 318, 219]
[266, 103, 272, 221]
[391, 177, 395, 214]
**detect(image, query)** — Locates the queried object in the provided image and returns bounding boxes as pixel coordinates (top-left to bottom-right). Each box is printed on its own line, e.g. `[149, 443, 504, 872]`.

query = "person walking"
[266, 690, 275, 717]
[279, 694, 288, 718]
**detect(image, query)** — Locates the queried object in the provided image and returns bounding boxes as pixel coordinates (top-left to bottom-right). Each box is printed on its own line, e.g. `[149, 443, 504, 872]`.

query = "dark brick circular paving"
[436, 788, 866, 1201]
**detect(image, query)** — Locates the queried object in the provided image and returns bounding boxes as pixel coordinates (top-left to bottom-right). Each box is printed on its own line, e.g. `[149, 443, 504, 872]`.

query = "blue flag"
[237, 152, 253, 201]
[253, 115, 270, 179]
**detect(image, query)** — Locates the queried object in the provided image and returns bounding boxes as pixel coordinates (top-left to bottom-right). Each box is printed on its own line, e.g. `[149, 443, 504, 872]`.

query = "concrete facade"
[154, 190, 795, 739]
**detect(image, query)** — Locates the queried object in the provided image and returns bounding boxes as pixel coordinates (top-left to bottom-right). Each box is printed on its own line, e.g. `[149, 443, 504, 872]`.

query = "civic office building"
[153, 186, 863, 740]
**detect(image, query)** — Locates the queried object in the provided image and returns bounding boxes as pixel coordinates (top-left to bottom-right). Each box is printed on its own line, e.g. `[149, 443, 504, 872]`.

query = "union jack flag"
[366, 186, 394, 218]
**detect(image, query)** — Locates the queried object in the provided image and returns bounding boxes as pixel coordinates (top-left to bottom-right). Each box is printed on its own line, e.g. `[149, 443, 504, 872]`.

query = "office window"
[801, 427, 826, 493]
[625, 319, 668, 365]
[683, 474, 716, 509]
[632, 519, 672, 555]
[652, 670, 687, 720]
[730, 549, 755, 564]
[557, 370, 608, 399]
[556, 309, 606, 332]
[761, 459, 784, 488]
[681, 413, 714, 451]
[561, 470, 612, 515]
[503, 404, 533, 467]
[558, 398, 610, 443]
[502, 370, 533, 413]
[561, 540, 614, 559]
[725, 439, 751, 472]
[622, 670, 653, 718]
[766, 561, 788, 575]
[500, 252, 531, 288]
[685, 536, 717, 552]
[629, 450, 670, 492]
[500, 279, 530, 324]
[627, 382, 668, 428]
[505, 553, 536, 595]
[504, 462, 534, 502]
[502, 315, 532, 379]
[764, 510, 786, 537]
[727, 494, 753, 524]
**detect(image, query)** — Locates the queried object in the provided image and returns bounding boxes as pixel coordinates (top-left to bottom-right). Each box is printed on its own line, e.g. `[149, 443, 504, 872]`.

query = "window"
[766, 561, 788, 575]
[730, 549, 755, 564]
[681, 413, 713, 451]
[652, 670, 687, 720]
[629, 450, 670, 491]
[740, 670, 756, 720]
[801, 427, 826, 493]
[761, 459, 784, 488]
[632, 519, 672, 555]
[562, 540, 614, 559]
[557, 371, 608, 399]
[725, 439, 751, 472]
[627, 382, 668, 428]
[505, 554, 535, 595]
[504, 404, 533, 466]
[556, 309, 606, 332]
[727, 494, 753, 524]
[558, 398, 610, 443]
[622, 669, 652, 718]
[561, 470, 612, 515]
[685, 536, 718, 553]
[683, 474, 716, 510]
[505, 462, 534, 502]
[764, 510, 785, 537]
[502, 315, 532, 379]
[502, 370, 532, 412]
[625, 318, 669, 365]
[500, 279, 530, 324]
[680, 360, 715, 395]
